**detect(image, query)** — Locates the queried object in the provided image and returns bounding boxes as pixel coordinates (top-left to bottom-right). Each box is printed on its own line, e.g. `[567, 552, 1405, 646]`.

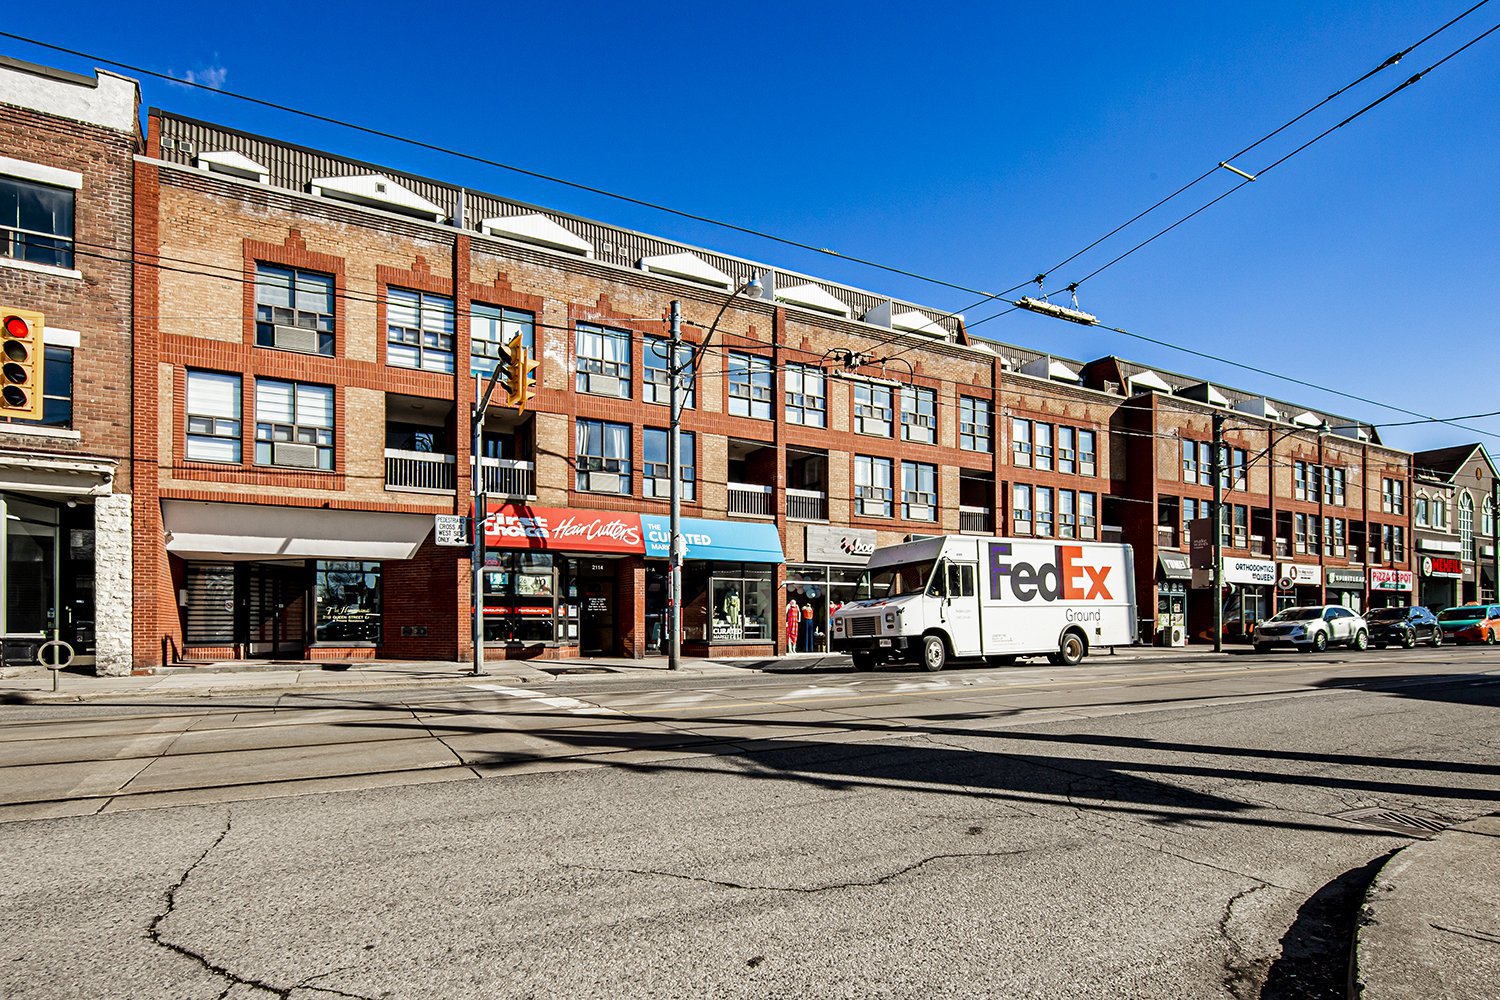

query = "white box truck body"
[830, 535, 1137, 670]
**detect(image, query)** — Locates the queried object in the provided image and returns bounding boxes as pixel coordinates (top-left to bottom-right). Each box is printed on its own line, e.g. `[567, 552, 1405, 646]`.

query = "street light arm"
[680, 274, 765, 374]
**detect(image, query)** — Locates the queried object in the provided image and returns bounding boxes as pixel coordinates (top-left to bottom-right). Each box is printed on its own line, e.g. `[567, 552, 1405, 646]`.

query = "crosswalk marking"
[468, 684, 621, 715]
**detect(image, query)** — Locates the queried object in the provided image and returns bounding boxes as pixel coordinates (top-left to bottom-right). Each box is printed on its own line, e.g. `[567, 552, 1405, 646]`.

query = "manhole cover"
[1334, 807, 1450, 837]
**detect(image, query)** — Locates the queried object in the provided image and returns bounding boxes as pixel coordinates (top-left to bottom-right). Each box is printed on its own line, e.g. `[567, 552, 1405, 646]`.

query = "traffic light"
[0, 308, 44, 421]
[503, 333, 539, 413]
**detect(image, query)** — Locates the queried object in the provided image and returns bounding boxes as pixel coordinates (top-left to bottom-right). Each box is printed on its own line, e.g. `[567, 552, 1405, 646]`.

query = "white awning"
[162, 500, 433, 561]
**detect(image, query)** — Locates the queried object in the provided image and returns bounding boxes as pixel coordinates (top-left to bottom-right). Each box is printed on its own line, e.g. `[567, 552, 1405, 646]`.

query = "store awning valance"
[1158, 551, 1192, 580]
[642, 515, 785, 563]
[163, 500, 433, 561]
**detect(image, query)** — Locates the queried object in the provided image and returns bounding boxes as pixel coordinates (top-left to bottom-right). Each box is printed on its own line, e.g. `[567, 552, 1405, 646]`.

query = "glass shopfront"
[314, 561, 382, 643]
[2, 494, 97, 663]
[690, 562, 774, 644]
[483, 551, 561, 645]
[785, 564, 866, 653]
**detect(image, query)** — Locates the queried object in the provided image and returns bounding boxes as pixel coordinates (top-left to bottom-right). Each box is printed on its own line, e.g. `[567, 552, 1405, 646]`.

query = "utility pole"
[667, 300, 684, 671]
[1212, 412, 1225, 654]
[470, 361, 510, 677]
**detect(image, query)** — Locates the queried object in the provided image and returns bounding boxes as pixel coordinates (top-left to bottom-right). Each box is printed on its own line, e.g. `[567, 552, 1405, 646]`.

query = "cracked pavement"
[2, 650, 1498, 997]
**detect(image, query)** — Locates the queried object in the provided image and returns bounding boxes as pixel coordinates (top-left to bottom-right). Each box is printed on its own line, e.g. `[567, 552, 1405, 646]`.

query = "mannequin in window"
[723, 587, 740, 627]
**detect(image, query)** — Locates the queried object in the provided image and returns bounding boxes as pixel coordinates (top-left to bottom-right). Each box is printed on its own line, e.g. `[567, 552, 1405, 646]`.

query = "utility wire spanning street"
[2, 649, 1498, 998]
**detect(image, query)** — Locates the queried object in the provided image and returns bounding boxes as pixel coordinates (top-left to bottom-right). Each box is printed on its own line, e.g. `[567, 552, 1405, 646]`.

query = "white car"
[1253, 605, 1370, 653]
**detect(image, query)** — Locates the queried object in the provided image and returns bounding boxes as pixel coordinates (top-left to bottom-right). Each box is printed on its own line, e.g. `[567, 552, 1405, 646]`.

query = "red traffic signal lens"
[2, 315, 32, 339]
[2, 385, 27, 406]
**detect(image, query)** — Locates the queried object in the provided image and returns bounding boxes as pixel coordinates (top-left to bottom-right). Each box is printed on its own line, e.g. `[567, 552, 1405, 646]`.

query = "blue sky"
[7, 1, 1498, 451]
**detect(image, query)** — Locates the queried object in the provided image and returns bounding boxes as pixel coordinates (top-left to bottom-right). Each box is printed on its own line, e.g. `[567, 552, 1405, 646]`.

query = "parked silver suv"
[1253, 605, 1370, 653]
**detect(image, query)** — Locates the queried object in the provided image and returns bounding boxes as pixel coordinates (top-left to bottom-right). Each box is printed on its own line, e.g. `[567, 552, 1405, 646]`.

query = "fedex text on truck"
[988, 543, 1114, 603]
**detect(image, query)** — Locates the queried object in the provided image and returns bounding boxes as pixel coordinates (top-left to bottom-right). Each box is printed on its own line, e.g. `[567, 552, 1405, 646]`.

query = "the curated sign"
[434, 514, 469, 547]
[484, 505, 643, 555]
[1279, 563, 1322, 586]
[1421, 556, 1463, 579]
[640, 515, 785, 562]
[804, 525, 878, 565]
[1325, 567, 1366, 590]
[1370, 568, 1414, 592]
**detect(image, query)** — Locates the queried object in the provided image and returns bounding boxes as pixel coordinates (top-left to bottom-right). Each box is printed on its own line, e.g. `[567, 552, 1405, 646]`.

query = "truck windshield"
[862, 560, 937, 599]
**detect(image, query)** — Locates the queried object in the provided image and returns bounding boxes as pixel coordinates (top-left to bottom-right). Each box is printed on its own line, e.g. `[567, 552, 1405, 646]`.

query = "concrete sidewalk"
[1355, 813, 1500, 999]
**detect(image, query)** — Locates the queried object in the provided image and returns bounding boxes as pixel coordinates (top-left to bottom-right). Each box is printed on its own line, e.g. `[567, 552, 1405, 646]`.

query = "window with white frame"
[901, 386, 936, 444]
[854, 455, 894, 517]
[471, 304, 535, 380]
[1079, 491, 1097, 540]
[1079, 429, 1097, 476]
[1197, 441, 1214, 487]
[727, 352, 773, 419]
[1382, 477, 1405, 514]
[1013, 483, 1032, 534]
[1182, 497, 1200, 540]
[903, 461, 937, 521]
[1220, 448, 1245, 489]
[785, 363, 826, 427]
[642, 336, 694, 408]
[1325, 466, 1346, 506]
[1058, 488, 1076, 538]
[854, 383, 894, 436]
[1485, 497, 1495, 537]
[576, 418, 631, 494]
[185, 370, 242, 464]
[1, 343, 74, 429]
[1460, 493, 1474, 560]
[1326, 516, 1346, 557]
[1057, 426, 1076, 475]
[1034, 422, 1054, 472]
[643, 428, 693, 500]
[1183, 439, 1198, 483]
[256, 264, 335, 355]
[1434, 496, 1449, 529]
[959, 397, 991, 452]
[576, 324, 632, 398]
[254, 379, 333, 470]
[386, 287, 455, 373]
[1415, 495, 1430, 527]
[1035, 486, 1054, 537]
[1294, 461, 1309, 501]
[1011, 417, 1031, 467]
[0, 173, 75, 269]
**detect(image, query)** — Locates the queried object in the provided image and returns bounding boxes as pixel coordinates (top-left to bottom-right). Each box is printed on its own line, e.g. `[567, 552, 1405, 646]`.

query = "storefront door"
[576, 563, 616, 656]
[244, 563, 308, 657]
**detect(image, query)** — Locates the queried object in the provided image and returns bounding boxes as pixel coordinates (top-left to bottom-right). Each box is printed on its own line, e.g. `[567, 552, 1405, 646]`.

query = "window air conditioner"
[587, 374, 622, 396]
[589, 472, 622, 493]
[273, 325, 322, 354]
[273, 442, 320, 469]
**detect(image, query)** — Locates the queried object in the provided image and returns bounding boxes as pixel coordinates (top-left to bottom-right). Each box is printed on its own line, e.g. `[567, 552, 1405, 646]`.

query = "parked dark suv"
[1366, 606, 1443, 649]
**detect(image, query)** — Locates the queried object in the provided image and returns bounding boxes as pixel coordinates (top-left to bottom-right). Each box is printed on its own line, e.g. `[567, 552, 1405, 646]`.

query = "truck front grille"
[849, 616, 878, 637]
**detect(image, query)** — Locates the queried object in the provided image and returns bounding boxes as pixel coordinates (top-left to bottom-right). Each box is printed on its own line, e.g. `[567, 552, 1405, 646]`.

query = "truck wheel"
[852, 652, 875, 672]
[919, 635, 946, 672]
[1057, 632, 1086, 666]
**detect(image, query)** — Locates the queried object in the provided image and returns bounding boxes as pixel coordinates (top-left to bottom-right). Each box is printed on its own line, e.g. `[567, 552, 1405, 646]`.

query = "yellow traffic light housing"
[0, 309, 44, 421]
[504, 333, 539, 413]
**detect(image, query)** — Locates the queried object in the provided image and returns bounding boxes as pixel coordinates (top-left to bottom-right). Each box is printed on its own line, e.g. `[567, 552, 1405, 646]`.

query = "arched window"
[1415, 493, 1430, 527]
[1460, 493, 1475, 561]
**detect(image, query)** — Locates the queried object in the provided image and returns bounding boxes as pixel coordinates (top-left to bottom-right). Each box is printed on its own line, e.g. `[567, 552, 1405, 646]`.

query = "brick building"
[0, 58, 139, 674]
[1412, 444, 1497, 606]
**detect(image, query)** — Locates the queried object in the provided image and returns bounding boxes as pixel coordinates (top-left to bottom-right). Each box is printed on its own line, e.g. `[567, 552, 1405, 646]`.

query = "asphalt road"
[3, 647, 1499, 999]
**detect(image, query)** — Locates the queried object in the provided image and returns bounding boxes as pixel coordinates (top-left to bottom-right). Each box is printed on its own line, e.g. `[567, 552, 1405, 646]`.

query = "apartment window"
[1198, 442, 1214, 487]
[1057, 427, 1076, 476]
[1183, 440, 1198, 483]
[785, 363, 826, 427]
[1485, 497, 1495, 537]
[901, 386, 936, 444]
[1011, 418, 1032, 467]
[1307, 514, 1323, 555]
[1013, 484, 1032, 534]
[254, 379, 333, 470]
[386, 288, 455, 373]
[1034, 422, 1054, 472]
[1326, 517, 1347, 557]
[854, 383, 894, 436]
[1221, 448, 1245, 489]
[1232, 505, 1248, 549]
[643, 428, 693, 500]
[1381, 524, 1405, 563]
[1058, 489, 1076, 538]
[1183, 497, 1199, 540]
[1434, 497, 1449, 529]
[1294, 461, 1309, 501]
[1415, 496, 1430, 527]
[185, 370, 242, 464]
[1079, 430, 1097, 477]
[902, 461, 937, 521]
[1079, 492, 1097, 541]
[854, 455, 894, 517]
[1322, 466, 1346, 506]
[1035, 486, 1054, 537]
[959, 398, 992, 452]
[576, 418, 631, 494]
[471, 304, 535, 380]
[643, 336, 694, 408]
[1294, 513, 1308, 554]
[576, 324, 632, 398]
[1382, 478, 1405, 514]
[0, 174, 74, 269]
[727, 352, 773, 419]
[256, 264, 335, 356]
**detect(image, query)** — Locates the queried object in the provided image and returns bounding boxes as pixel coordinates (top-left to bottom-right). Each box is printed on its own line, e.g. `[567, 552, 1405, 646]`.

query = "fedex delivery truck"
[831, 535, 1137, 671]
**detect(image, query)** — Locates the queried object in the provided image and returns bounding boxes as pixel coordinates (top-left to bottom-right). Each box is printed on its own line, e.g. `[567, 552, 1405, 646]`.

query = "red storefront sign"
[1424, 556, 1463, 578]
[483, 504, 644, 554]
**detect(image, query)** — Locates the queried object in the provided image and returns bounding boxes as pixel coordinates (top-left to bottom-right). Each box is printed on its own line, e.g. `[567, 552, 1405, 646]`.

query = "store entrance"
[575, 562, 617, 656]
[244, 563, 308, 657]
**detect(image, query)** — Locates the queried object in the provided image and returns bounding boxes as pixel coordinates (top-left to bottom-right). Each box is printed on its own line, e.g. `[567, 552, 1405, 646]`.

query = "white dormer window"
[479, 214, 594, 256]
[775, 282, 851, 318]
[195, 150, 270, 184]
[308, 174, 445, 222]
[638, 252, 732, 290]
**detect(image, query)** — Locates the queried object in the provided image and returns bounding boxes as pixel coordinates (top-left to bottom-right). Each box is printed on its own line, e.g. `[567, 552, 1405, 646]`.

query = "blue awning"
[641, 515, 785, 564]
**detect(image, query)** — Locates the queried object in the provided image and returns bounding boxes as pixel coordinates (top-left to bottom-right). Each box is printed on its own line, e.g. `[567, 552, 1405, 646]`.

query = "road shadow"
[1313, 673, 1500, 709]
[1260, 851, 1393, 1000]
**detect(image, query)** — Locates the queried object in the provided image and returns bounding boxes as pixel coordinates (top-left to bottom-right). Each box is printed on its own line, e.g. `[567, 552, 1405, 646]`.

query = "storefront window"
[484, 552, 559, 643]
[4, 497, 57, 635]
[706, 562, 773, 643]
[314, 561, 382, 643]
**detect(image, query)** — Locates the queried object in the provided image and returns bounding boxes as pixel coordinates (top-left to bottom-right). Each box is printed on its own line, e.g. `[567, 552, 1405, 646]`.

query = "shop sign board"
[804, 525, 877, 565]
[484, 504, 643, 554]
[1192, 557, 1276, 588]
[1278, 563, 1322, 587]
[641, 515, 786, 563]
[1421, 556, 1463, 579]
[1370, 568, 1414, 591]
[1325, 567, 1366, 590]
[434, 514, 469, 547]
